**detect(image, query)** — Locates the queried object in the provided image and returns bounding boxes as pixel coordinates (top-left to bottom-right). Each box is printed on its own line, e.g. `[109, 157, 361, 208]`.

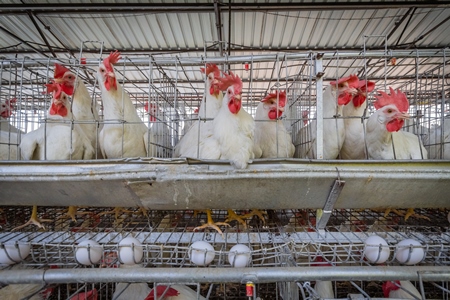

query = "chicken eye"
[387, 109, 393, 113]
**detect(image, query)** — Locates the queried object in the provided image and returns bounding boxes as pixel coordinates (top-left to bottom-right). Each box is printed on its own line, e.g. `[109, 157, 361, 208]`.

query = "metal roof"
[1, 1, 449, 58]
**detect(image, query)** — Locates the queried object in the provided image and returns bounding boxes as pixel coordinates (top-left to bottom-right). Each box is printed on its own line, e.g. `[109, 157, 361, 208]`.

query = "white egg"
[363, 235, 390, 264]
[0, 241, 31, 265]
[228, 244, 251, 268]
[395, 238, 424, 265]
[118, 237, 143, 265]
[189, 241, 215, 266]
[75, 240, 102, 265]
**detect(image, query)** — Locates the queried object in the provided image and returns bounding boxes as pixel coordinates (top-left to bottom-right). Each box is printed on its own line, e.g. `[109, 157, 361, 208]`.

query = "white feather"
[366, 105, 427, 159]
[423, 116, 450, 159]
[174, 73, 222, 159]
[97, 63, 155, 158]
[340, 101, 367, 159]
[253, 101, 294, 158]
[295, 85, 345, 159]
[20, 94, 94, 161]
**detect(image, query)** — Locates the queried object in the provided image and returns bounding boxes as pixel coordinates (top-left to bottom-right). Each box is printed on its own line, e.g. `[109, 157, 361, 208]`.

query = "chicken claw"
[12, 206, 52, 231]
[224, 210, 248, 229]
[193, 209, 230, 238]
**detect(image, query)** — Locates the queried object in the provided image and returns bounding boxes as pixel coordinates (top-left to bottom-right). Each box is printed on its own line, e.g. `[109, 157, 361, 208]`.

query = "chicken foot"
[58, 206, 93, 222]
[193, 209, 230, 237]
[12, 206, 52, 231]
[383, 208, 430, 221]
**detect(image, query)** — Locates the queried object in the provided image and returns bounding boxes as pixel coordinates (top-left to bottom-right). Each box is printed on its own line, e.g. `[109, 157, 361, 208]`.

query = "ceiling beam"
[1, 2, 450, 15]
[26, 11, 57, 57]
[0, 26, 50, 58]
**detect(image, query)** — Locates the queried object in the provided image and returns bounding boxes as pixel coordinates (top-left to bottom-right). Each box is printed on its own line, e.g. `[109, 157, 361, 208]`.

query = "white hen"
[97, 51, 155, 158]
[0, 98, 22, 133]
[340, 79, 375, 159]
[145, 102, 172, 158]
[366, 88, 427, 160]
[212, 71, 255, 168]
[174, 63, 223, 158]
[51, 63, 102, 158]
[383, 280, 422, 299]
[295, 75, 358, 159]
[423, 116, 450, 159]
[254, 90, 295, 158]
[15, 83, 94, 231]
[20, 83, 94, 161]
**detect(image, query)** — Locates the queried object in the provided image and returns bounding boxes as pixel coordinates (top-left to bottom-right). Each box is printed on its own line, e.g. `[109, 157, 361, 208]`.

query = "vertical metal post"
[314, 53, 324, 159]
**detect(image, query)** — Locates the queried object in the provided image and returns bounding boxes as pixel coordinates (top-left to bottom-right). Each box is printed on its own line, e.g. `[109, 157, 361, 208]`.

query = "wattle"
[104, 76, 117, 91]
[50, 103, 68, 117]
[352, 94, 366, 107]
[228, 98, 241, 114]
[386, 119, 404, 132]
[268, 109, 282, 120]
[62, 84, 74, 96]
[338, 92, 352, 105]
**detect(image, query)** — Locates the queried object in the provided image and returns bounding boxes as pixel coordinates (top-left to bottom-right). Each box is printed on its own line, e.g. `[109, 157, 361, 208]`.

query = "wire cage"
[1, 46, 449, 162]
[0, 207, 449, 299]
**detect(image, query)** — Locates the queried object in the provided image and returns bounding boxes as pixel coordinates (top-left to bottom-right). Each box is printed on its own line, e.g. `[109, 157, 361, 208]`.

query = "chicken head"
[216, 71, 243, 114]
[1, 98, 16, 118]
[352, 79, 375, 107]
[98, 50, 121, 91]
[330, 74, 359, 105]
[374, 87, 410, 132]
[201, 63, 221, 97]
[261, 90, 286, 120]
[53, 63, 76, 96]
[46, 82, 69, 117]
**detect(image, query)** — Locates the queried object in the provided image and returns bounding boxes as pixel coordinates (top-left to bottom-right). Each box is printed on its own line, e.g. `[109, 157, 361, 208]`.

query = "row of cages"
[0, 47, 449, 162]
[0, 207, 449, 299]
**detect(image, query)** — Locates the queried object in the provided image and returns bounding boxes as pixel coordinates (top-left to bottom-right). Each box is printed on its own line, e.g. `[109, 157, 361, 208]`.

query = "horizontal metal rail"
[0, 50, 448, 67]
[1, 266, 449, 284]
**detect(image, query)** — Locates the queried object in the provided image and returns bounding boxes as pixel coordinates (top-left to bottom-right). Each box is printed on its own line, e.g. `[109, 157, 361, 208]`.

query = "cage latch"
[316, 179, 345, 231]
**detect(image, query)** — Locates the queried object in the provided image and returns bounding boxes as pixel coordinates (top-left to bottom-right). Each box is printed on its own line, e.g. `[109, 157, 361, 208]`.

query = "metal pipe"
[1, 267, 449, 285]
[0, 50, 447, 67]
[1, 2, 449, 15]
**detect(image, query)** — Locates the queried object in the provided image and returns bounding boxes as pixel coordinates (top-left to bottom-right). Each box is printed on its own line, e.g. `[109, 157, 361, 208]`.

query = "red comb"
[382, 281, 401, 298]
[262, 90, 287, 107]
[145, 286, 179, 300]
[330, 74, 359, 87]
[374, 87, 409, 112]
[217, 71, 243, 92]
[194, 107, 199, 114]
[103, 50, 121, 73]
[200, 63, 221, 77]
[54, 63, 70, 79]
[144, 102, 149, 112]
[358, 80, 376, 93]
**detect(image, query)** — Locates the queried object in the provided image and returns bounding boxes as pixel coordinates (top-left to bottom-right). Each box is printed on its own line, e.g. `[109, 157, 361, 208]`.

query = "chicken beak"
[234, 94, 241, 100]
[399, 112, 410, 119]
[53, 78, 64, 84]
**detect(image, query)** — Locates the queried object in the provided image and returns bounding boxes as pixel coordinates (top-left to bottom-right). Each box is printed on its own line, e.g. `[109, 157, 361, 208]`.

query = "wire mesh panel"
[1, 48, 449, 162]
[0, 207, 449, 299]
